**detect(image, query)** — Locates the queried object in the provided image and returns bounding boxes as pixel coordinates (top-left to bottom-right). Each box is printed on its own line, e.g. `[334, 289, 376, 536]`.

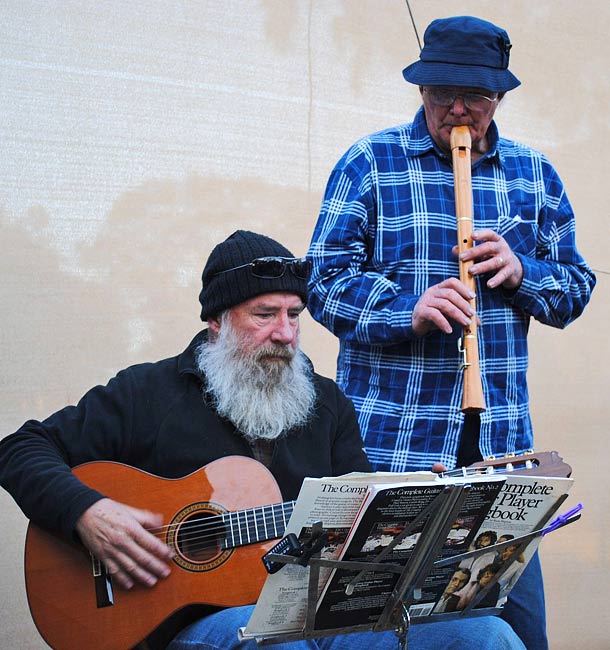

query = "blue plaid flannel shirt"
[307, 107, 595, 471]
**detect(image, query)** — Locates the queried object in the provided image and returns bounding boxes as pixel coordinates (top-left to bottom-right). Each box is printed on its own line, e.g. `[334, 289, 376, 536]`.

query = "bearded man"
[0, 230, 525, 650]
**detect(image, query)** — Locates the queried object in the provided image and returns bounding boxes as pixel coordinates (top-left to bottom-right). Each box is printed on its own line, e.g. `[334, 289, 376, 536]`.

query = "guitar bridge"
[91, 553, 114, 608]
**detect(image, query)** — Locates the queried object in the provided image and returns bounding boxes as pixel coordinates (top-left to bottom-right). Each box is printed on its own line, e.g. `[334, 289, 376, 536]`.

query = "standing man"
[0, 230, 524, 649]
[307, 16, 595, 650]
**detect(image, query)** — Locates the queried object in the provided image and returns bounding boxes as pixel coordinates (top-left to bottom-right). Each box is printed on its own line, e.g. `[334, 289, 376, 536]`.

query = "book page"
[242, 472, 439, 640]
[314, 475, 505, 630]
[313, 482, 445, 631]
[242, 475, 375, 639]
[421, 474, 573, 617]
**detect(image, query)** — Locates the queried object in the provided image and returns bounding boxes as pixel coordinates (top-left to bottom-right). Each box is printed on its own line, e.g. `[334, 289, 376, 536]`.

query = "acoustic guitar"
[23, 451, 570, 650]
[24, 456, 293, 650]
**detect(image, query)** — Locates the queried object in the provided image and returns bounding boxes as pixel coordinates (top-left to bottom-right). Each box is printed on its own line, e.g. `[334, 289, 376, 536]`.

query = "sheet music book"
[241, 468, 573, 643]
[242, 470, 438, 640]
[420, 473, 573, 618]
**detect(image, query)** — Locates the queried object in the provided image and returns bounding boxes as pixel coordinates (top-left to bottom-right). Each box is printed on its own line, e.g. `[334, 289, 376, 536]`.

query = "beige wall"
[1, 1, 608, 648]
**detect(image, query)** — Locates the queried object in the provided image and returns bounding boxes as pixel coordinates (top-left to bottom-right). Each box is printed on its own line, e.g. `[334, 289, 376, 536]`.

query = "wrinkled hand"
[412, 277, 476, 336]
[456, 229, 523, 290]
[75, 498, 174, 590]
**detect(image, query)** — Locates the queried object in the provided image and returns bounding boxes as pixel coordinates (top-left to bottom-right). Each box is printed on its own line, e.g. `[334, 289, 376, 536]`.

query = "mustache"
[251, 343, 295, 361]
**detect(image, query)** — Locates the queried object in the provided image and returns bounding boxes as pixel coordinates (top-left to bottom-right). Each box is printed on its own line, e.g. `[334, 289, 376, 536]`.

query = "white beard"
[196, 315, 316, 441]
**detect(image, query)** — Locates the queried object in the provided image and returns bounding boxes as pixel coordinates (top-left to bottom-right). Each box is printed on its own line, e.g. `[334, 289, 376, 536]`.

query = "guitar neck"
[222, 500, 296, 549]
[442, 451, 572, 479]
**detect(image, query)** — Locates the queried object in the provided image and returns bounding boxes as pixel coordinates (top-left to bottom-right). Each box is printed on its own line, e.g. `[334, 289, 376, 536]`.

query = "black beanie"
[199, 230, 309, 321]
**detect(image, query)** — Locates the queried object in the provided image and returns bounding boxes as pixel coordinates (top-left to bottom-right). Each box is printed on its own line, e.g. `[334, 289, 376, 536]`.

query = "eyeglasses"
[214, 256, 312, 280]
[423, 87, 498, 111]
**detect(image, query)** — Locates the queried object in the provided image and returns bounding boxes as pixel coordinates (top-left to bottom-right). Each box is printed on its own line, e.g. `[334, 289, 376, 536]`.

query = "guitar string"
[138, 462, 509, 550]
[91, 460, 545, 553]
[150, 510, 291, 542]
[143, 502, 296, 549]
[147, 468, 516, 551]
[140, 464, 535, 548]
[440, 460, 540, 479]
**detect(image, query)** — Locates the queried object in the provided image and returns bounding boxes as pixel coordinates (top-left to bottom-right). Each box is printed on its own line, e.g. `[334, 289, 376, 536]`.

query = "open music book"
[413, 471, 573, 618]
[241, 460, 573, 643]
[242, 470, 439, 639]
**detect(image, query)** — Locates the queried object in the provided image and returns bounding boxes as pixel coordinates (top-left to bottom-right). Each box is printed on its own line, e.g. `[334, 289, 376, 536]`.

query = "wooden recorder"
[450, 126, 486, 413]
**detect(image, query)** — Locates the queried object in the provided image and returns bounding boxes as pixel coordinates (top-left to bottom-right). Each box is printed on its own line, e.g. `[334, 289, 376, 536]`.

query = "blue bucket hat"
[402, 16, 521, 93]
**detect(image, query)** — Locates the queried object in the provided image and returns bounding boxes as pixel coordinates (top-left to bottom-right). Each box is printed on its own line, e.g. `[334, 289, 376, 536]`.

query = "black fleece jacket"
[0, 330, 370, 540]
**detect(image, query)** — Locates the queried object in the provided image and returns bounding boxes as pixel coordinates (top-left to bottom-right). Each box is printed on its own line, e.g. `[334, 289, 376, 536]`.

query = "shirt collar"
[178, 329, 208, 378]
[408, 106, 502, 166]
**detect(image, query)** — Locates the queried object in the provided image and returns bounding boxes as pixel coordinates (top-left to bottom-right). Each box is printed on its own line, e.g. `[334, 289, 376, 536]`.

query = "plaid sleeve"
[508, 154, 596, 328]
[307, 141, 419, 345]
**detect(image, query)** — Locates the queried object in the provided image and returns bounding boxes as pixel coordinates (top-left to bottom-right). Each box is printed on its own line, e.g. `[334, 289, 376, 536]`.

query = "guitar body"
[25, 456, 284, 650]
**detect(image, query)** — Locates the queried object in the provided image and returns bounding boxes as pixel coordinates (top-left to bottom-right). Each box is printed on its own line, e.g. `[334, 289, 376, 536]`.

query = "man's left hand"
[455, 229, 523, 290]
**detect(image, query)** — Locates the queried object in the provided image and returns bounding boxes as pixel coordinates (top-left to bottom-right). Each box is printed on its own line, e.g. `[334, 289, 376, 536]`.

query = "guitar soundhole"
[176, 512, 223, 562]
[168, 502, 233, 572]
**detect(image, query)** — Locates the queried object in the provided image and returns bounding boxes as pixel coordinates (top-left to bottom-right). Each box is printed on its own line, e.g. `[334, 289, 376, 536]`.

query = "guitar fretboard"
[221, 500, 296, 549]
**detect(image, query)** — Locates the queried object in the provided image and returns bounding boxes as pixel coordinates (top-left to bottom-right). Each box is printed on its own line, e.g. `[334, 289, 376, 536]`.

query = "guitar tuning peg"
[506, 462, 514, 472]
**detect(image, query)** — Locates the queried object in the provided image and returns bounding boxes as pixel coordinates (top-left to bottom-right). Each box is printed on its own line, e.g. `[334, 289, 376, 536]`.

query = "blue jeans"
[500, 551, 548, 650]
[167, 605, 526, 650]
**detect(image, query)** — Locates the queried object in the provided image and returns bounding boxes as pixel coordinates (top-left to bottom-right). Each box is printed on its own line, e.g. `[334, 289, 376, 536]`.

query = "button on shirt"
[307, 107, 595, 471]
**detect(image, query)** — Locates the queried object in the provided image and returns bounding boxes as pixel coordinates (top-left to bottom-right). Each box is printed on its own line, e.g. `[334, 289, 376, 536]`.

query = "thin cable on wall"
[306, 0, 314, 196]
[404, 0, 422, 51]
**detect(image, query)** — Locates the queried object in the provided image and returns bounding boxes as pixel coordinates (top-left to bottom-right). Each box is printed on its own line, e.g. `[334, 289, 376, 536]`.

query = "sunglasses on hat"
[214, 256, 311, 280]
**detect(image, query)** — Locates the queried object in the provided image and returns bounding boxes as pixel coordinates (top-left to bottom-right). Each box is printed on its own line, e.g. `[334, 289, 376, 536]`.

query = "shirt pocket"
[496, 213, 538, 258]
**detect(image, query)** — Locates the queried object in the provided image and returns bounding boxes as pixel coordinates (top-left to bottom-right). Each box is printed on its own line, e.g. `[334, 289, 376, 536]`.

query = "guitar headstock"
[467, 450, 572, 479]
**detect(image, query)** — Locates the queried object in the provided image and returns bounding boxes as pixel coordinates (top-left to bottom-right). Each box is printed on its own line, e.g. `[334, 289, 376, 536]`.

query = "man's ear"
[207, 315, 222, 334]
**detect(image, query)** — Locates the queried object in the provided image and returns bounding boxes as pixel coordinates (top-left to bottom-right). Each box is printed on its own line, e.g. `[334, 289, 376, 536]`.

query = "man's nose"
[271, 315, 297, 344]
[450, 96, 468, 115]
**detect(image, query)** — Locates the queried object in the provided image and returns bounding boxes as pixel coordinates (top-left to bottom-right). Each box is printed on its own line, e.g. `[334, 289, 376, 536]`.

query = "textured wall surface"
[1, 1, 608, 648]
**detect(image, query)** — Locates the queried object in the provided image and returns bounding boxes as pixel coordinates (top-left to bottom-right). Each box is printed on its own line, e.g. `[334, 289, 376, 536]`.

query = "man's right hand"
[412, 278, 476, 337]
[75, 498, 174, 590]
